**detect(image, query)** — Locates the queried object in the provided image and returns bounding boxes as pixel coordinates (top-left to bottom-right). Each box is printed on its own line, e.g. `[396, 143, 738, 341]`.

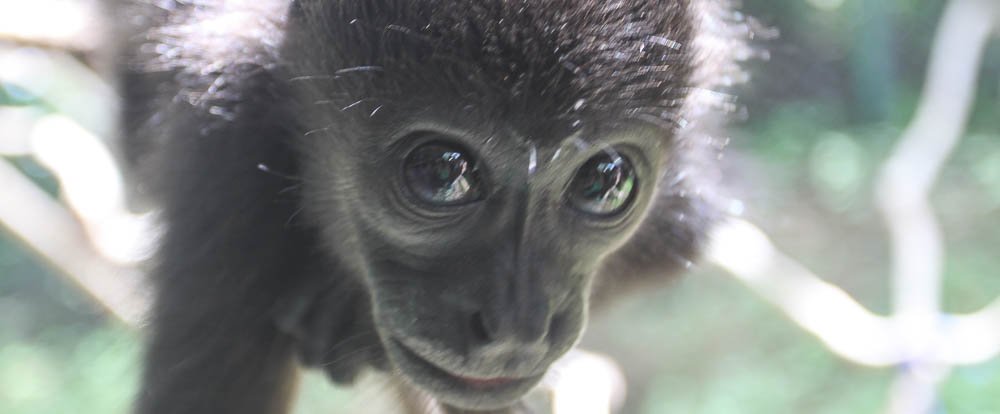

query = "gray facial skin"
[301, 118, 666, 409]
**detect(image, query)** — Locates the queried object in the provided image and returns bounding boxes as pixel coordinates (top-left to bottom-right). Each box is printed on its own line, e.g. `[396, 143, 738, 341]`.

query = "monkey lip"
[452, 374, 519, 388]
[388, 337, 543, 394]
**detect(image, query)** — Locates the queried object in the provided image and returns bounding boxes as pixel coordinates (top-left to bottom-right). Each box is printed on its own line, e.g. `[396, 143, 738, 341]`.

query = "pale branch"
[878, 1, 999, 411]
[0, 0, 100, 54]
[0, 158, 149, 327]
[28, 114, 158, 265]
[707, 218, 898, 366]
[876, 0, 999, 346]
[708, 215, 1000, 368]
[708, 1, 998, 413]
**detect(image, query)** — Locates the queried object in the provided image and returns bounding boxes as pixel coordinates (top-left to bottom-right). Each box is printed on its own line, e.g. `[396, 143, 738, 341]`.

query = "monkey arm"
[132, 68, 311, 413]
[275, 275, 386, 385]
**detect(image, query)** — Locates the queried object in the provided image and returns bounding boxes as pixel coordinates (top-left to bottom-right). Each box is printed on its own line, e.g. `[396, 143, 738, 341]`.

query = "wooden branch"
[0, 0, 100, 54]
[707, 218, 899, 366]
[709, 0, 1000, 370]
[942, 298, 1000, 364]
[29, 114, 158, 265]
[0, 158, 149, 327]
[876, 6, 1000, 412]
[876, 0, 999, 348]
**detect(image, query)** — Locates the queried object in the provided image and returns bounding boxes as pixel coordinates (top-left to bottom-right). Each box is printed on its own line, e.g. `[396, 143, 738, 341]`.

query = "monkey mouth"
[386, 338, 545, 408]
[453, 375, 518, 388]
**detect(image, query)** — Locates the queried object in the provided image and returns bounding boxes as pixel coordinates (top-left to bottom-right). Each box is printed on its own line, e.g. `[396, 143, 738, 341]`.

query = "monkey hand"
[273, 280, 386, 385]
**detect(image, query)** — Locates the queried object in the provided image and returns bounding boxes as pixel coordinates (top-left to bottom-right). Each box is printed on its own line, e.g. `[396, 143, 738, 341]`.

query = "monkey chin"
[384, 338, 547, 410]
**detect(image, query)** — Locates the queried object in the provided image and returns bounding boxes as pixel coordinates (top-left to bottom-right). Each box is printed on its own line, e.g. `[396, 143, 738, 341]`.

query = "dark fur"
[116, 1, 743, 413]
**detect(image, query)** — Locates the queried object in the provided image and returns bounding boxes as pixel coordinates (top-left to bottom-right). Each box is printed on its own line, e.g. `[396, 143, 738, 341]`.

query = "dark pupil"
[569, 152, 637, 215]
[404, 143, 482, 205]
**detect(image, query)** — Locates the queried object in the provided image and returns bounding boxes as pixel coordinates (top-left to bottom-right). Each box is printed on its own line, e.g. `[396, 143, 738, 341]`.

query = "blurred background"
[1, 0, 998, 413]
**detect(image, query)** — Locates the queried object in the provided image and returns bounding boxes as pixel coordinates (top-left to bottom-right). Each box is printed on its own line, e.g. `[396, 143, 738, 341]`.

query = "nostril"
[470, 311, 495, 342]
[547, 311, 566, 344]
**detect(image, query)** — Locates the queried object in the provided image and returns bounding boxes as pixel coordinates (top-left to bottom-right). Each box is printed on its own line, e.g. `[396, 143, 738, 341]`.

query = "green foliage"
[0, 327, 138, 414]
[942, 360, 1000, 414]
[0, 82, 41, 107]
[807, 131, 868, 211]
[6, 157, 61, 197]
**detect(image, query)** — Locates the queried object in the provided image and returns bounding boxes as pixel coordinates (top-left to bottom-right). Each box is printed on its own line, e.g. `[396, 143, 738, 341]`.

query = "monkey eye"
[403, 142, 484, 206]
[567, 151, 637, 216]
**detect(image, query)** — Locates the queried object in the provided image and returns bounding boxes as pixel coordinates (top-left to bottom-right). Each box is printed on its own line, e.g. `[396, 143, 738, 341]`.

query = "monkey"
[114, 1, 745, 413]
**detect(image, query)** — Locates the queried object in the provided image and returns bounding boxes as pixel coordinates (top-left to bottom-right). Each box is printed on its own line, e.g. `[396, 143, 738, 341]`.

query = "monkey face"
[285, 0, 697, 409]
[298, 110, 668, 408]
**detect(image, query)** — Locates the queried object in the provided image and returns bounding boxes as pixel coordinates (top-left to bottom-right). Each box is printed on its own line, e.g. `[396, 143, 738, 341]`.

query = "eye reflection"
[567, 150, 637, 216]
[403, 142, 483, 206]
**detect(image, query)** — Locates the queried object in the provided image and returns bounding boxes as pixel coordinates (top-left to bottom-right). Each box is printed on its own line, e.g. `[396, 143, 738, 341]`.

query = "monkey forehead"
[290, 0, 699, 125]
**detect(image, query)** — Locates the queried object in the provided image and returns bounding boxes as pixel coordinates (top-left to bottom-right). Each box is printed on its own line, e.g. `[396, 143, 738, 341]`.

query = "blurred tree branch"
[0, 156, 148, 326]
[878, 1, 999, 412]
[709, 0, 999, 413]
[0, 0, 102, 59]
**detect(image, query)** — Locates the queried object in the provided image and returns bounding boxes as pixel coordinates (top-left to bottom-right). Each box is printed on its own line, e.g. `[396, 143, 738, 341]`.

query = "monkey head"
[283, 0, 708, 409]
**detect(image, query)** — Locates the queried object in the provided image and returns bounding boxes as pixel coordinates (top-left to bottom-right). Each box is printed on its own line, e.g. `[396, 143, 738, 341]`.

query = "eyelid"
[383, 120, 483, 152]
